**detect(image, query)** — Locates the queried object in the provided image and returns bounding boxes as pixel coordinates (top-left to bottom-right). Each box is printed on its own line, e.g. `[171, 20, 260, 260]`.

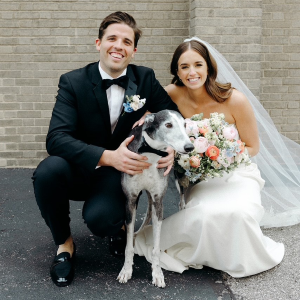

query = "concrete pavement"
[0, 168, 299, 300]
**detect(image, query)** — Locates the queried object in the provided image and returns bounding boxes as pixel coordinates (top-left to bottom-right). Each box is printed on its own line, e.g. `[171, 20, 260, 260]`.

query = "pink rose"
[194, 137, 209, 153]
[222, 126, 238, 140]
[205, 145, 220, 160]
[185, 119, 199, 137]
[189, 156, 201, 168]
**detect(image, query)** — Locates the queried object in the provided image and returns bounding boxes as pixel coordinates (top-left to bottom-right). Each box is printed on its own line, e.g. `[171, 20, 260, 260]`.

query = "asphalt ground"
[0, 168, 299, 300]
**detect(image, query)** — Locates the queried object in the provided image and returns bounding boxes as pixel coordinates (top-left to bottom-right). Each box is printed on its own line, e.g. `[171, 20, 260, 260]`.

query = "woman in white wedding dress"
[133, 38, 300, 277]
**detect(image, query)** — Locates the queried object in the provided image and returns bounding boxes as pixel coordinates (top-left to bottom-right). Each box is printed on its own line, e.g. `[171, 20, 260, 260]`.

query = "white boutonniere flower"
[123, 95, 146, 115]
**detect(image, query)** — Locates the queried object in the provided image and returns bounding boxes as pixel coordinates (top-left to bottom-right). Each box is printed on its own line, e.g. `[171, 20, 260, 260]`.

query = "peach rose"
[189, 156, 201, 168]
[237, 140, 245, 153]
[205, 145, 220, 160]
[199, 126, 209, 135]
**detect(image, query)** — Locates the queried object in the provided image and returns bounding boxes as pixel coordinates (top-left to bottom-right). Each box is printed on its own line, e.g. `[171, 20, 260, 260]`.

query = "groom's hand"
[99, 135, 151, 175]
[157, 146, 175, 176]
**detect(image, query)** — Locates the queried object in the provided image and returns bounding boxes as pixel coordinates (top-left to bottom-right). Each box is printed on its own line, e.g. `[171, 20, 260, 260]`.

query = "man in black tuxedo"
[32, 11, 177, 287]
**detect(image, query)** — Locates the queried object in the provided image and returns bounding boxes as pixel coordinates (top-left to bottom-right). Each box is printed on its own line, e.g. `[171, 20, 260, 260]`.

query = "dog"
[117, 110, 194, 288]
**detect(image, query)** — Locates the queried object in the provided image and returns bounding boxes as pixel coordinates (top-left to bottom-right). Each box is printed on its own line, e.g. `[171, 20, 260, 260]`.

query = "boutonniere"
[122, 95, 146, 115]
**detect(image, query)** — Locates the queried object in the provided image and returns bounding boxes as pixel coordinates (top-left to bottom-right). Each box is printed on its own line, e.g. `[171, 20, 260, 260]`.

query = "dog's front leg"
[175, 179, 186, 210]
[151, 200, 165, 288]
[117, 199, 136, 284]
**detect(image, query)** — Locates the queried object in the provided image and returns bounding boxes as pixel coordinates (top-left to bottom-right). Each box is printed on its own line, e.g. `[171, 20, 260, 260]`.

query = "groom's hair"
[170, 40, 233, 103]
[98, 11, 142, 48]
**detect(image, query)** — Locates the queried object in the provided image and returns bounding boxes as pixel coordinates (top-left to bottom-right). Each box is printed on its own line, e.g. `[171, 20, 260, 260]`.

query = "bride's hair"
[170, 40, 233, 103]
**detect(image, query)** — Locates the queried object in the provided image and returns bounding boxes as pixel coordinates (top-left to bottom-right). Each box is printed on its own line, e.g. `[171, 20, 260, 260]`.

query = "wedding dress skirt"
[134, 163, 285, 278]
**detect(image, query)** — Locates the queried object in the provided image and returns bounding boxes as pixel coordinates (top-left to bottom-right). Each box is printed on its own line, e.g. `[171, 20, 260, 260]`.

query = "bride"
[134, 37, 300, 277]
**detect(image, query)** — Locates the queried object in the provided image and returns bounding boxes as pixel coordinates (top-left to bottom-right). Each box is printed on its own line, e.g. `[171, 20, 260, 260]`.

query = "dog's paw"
[117, 266, 132, 283]
[152, 267, 166, 288]
[179, 201, 186, 211]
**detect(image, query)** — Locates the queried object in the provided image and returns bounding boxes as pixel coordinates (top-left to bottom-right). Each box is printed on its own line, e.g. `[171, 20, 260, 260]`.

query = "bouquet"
[174, 112, 251, 188]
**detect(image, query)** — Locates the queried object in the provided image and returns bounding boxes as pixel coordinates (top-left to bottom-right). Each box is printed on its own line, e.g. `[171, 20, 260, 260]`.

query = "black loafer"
[109, 229, 126, 257]
[50, 243, 76, 287]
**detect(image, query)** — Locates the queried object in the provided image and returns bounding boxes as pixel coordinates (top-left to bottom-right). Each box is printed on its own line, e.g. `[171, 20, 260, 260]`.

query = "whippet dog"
[117, 110, 194, 288]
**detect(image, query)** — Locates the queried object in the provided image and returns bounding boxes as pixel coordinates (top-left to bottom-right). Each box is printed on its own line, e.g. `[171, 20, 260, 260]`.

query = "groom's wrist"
[98, 150, 114, 167]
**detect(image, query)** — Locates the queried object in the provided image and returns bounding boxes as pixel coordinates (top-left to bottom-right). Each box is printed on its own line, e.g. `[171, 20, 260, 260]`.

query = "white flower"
[178, 154, 190, 169]
[131, 101, 139, 111]
[138, 98, 146, 108]
[132, 95, 140, 103]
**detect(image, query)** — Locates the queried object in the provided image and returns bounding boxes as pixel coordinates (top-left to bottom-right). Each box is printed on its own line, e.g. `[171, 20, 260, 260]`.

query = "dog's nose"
[184, 143, 194, 153]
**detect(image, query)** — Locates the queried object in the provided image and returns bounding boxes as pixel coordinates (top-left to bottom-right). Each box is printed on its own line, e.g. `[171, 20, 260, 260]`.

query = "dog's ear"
[143, 113, 157, 137]
[144, 113, 155, 124]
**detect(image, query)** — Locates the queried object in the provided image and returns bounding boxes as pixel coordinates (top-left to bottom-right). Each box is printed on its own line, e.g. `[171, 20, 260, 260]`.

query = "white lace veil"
[184, 37, 300, 228]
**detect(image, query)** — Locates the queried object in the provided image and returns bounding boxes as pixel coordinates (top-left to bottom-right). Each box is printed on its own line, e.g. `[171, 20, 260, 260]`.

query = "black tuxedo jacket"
[46, 62, 178, 176]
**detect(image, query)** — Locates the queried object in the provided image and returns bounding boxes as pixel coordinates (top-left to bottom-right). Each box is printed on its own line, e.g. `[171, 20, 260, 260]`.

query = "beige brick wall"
[0, 0, 189, 167]
[260, 0, 300, 141]
[190, 0, 263, 97]
[0, 0, 299, 168]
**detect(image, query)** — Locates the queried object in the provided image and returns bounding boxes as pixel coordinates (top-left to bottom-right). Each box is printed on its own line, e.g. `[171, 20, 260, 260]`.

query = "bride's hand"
[132, 111, 151, 128]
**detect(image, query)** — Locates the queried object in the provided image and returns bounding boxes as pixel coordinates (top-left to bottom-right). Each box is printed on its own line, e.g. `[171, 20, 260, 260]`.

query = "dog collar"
[138, 137, 168, 157]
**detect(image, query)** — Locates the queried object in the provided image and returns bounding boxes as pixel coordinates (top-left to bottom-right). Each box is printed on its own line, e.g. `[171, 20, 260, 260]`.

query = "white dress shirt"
[98, 62, 127, 133]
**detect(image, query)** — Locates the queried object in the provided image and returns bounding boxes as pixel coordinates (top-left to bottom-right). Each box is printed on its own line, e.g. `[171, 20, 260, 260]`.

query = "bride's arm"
[230, 90, 259, 157]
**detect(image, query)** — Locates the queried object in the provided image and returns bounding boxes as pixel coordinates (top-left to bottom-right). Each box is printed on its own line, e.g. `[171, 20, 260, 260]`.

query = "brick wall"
[260, 0, 300, 141]
[190, 0, 262, 97]
[0, 0, 299, 168]
[0, 0, 189, 167]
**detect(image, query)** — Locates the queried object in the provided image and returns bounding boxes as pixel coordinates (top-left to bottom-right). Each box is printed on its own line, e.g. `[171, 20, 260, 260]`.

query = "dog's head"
[143, 110, 194, 154]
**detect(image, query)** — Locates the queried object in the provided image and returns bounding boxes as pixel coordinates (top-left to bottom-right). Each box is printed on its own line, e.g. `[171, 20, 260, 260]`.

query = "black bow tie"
[138, 137, 168, 157]
[102, 75, 129, 90]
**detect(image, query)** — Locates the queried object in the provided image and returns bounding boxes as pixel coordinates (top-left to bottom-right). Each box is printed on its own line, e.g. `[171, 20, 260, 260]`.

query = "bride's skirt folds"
[134, 163, 285, 278]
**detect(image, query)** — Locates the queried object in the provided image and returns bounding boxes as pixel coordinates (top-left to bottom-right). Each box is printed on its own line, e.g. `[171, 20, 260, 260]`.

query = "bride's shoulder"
[227, 89, 254, 115]
[165, 84, 184, 103]
[227, 89, 249, 108]
[165, 83, 180, 94]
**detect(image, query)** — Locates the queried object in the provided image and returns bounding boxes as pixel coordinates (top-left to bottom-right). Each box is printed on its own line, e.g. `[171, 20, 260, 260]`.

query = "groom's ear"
[132, 47, 137, 58]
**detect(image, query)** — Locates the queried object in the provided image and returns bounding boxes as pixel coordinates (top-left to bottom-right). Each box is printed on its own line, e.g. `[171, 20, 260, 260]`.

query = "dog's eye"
[165, 123, 173, 128]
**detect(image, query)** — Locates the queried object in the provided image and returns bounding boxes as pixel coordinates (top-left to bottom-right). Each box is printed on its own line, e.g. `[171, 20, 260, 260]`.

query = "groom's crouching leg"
[32, 156, 74, 244]
[82, 200, 125, 238]
[32, 156, 78, 287]
[82, 167, 127, 255]
[82, 190, 127, 257]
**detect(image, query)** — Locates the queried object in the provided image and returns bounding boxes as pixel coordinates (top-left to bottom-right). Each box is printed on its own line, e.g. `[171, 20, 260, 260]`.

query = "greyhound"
[117, 110, 194, 288]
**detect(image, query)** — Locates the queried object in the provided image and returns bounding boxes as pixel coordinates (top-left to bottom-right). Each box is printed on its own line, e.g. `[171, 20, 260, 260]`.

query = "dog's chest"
[124, 154, 167, 192]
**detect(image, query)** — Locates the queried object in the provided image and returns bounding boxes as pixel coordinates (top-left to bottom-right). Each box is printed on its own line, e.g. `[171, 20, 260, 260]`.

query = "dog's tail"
[134, 192, 152, 236]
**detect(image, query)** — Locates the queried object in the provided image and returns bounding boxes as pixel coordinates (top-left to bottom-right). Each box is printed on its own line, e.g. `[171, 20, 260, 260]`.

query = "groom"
[32, 11, 177, 287]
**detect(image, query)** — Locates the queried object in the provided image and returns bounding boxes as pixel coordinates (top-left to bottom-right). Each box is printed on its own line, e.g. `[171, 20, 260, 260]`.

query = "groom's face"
[96, 23, 137, 78]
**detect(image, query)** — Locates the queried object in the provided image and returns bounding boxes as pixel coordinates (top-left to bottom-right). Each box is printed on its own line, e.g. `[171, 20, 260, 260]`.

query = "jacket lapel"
[91, 62, 112, 138]
[112, 66, 138, 136]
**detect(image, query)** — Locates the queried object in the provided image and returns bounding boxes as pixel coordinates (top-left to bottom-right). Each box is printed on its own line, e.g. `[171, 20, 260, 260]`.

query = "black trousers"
[32, 156, 126, 245]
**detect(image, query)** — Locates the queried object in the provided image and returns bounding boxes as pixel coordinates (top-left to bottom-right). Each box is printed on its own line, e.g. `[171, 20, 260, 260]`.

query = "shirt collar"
[98, 62, 127, 80]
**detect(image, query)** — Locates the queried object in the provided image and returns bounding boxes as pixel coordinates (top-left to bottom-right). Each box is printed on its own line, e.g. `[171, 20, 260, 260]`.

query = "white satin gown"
[134, 163, 285, 278]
